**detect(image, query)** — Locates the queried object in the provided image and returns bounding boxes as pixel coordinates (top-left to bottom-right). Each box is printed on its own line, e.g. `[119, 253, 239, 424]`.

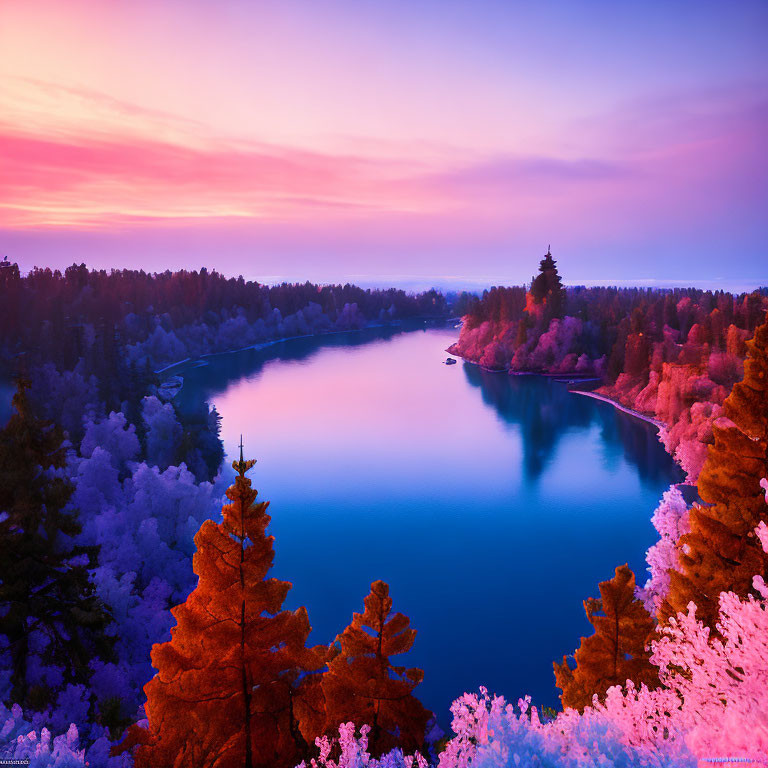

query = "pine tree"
[529, 246, 566, 318]
[553, 565, 657, 712]
[118, 444, 326, 768]
[662, 318, 768, 627]
[0, 379, 113, 710]
[322, 580, 431, 757]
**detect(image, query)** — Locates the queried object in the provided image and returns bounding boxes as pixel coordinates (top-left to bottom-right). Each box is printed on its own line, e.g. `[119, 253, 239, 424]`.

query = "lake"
[175, 323, 682, 727]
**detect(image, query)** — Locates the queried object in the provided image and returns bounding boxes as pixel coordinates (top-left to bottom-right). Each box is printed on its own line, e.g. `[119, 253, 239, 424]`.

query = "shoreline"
[155, 326, 392, 377]
[447, 348, 668, 430]
[446, 349, 600, 381]
[153, 327, 394, 398]
[444, 349, 508, 374]
[569, 389, 666, 430]
[154, 320, 419, 378]
[447, 348, 691, 489]
[156, 318, 459, 397]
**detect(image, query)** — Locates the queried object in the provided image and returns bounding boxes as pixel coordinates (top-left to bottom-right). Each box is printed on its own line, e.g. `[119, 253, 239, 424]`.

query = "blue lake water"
[175, 324, 682, 726]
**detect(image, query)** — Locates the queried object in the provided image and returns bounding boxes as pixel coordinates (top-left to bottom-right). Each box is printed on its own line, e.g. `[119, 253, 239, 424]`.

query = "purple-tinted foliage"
[141, 396, 183, 470]
[80, 413, 140, 476]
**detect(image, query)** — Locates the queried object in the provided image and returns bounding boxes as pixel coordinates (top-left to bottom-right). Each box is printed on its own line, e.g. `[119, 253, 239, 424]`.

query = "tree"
[553, 565, 657, 712]
[0, 379, 113, 711]
[529, 246, 566, 319]
[141, 395, 183, 471]
[117, 446, 325, 768]
[636, 485, 690, 615]
[663, 318, 768, 627]
[322, 580, 431, 757]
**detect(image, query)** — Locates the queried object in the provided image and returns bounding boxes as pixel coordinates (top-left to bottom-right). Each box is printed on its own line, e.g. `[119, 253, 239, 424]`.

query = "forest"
[450, 250, 768, 482]
[1, 257, 767, 767]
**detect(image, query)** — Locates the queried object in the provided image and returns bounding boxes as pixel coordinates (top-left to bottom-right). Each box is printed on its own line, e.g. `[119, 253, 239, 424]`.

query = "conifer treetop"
[553, 564, 657, 712]
[322, 580, 431, 757]
[529, 245, 566, 317]
[117, 446, 324, 768]
[232, 434, 257, 477]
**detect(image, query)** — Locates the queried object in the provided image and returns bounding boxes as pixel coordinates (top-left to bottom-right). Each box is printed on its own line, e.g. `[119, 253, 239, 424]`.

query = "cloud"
[1, 78, 766, 239]
[0, 112, 631, 230]
[423, 155, 631, 193]
[0, 125, 431, 228]
[4, 76, 208, 133]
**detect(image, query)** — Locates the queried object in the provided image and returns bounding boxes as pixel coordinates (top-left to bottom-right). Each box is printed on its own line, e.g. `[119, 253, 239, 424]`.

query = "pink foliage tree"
[637, 485, 690, 615]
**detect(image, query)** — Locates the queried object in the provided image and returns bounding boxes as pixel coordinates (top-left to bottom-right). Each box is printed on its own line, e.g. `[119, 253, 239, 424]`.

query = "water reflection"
[175, 323, 423, 415]
[462, 365, 681, 488]
[176, 327, 683, 724]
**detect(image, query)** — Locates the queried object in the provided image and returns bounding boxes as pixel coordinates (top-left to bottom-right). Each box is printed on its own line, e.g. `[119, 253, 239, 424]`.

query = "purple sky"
[1, 0, 766, 288]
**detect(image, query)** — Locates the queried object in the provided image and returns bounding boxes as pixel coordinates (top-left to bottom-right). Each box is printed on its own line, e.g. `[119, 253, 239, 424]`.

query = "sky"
[1, 0, 767, 289]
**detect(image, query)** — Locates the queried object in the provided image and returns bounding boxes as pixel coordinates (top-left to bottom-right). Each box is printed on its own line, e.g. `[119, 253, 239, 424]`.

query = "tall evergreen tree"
[0, 379, 113, 710]
[553, 565, 657, 712]
[117, 444, 325, 768]
[322, 580, 431, 757]
[662, 318, 768, 627]
[530, 246, 566, 318]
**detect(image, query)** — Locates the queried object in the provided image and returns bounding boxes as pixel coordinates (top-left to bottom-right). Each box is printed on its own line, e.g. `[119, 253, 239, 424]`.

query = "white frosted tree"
[636, 485, 690, 614]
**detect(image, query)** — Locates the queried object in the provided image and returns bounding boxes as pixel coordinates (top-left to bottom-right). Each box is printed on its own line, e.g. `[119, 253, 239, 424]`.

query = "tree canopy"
[663, 318, 768, 627]
[0, 380, 113, 713]
[322, 580, 432, 757]
[117, 449, 325, 768]
[554, 564, 657, 712]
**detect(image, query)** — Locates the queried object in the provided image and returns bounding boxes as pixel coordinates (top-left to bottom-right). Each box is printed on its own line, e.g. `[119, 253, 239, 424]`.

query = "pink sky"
[1, 0, 766, 286]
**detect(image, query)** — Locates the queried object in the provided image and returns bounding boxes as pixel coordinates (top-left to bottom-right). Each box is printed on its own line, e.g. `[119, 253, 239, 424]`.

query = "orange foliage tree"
[322, 580, 431, 757]
[117, 446, 326, 768]
[553, 565, 657, 712]
[663, 318, 768, 627]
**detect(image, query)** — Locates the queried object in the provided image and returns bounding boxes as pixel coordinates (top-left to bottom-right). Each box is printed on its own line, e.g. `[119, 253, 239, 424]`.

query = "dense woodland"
[0, 261, 467, 479]
[1, 257, 767, 766]
[0, 261, 461, 426]
[0, 261, 453, 368]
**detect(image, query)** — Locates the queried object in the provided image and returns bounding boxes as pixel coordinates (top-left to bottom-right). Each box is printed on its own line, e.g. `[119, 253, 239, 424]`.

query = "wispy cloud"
[0, 125, 436, 228]
[424, 155, 631, 193]
[1, 76, 766, 242]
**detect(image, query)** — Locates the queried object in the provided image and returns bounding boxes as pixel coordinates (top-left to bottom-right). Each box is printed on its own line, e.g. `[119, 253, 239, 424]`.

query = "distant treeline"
[463, 283, 767, 373]
[0, 261, 468, 374]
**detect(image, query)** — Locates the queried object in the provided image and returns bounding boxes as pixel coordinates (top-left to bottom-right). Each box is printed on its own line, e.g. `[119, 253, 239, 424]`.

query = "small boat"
[445, 357, 457, 365]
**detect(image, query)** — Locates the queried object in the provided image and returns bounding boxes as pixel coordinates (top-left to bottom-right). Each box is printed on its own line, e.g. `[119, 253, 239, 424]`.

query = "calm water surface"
[176, 325, 682, 725]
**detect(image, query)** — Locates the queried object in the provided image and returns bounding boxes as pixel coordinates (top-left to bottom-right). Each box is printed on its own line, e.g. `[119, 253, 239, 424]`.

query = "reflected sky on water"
[176, 325, 682, 725]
